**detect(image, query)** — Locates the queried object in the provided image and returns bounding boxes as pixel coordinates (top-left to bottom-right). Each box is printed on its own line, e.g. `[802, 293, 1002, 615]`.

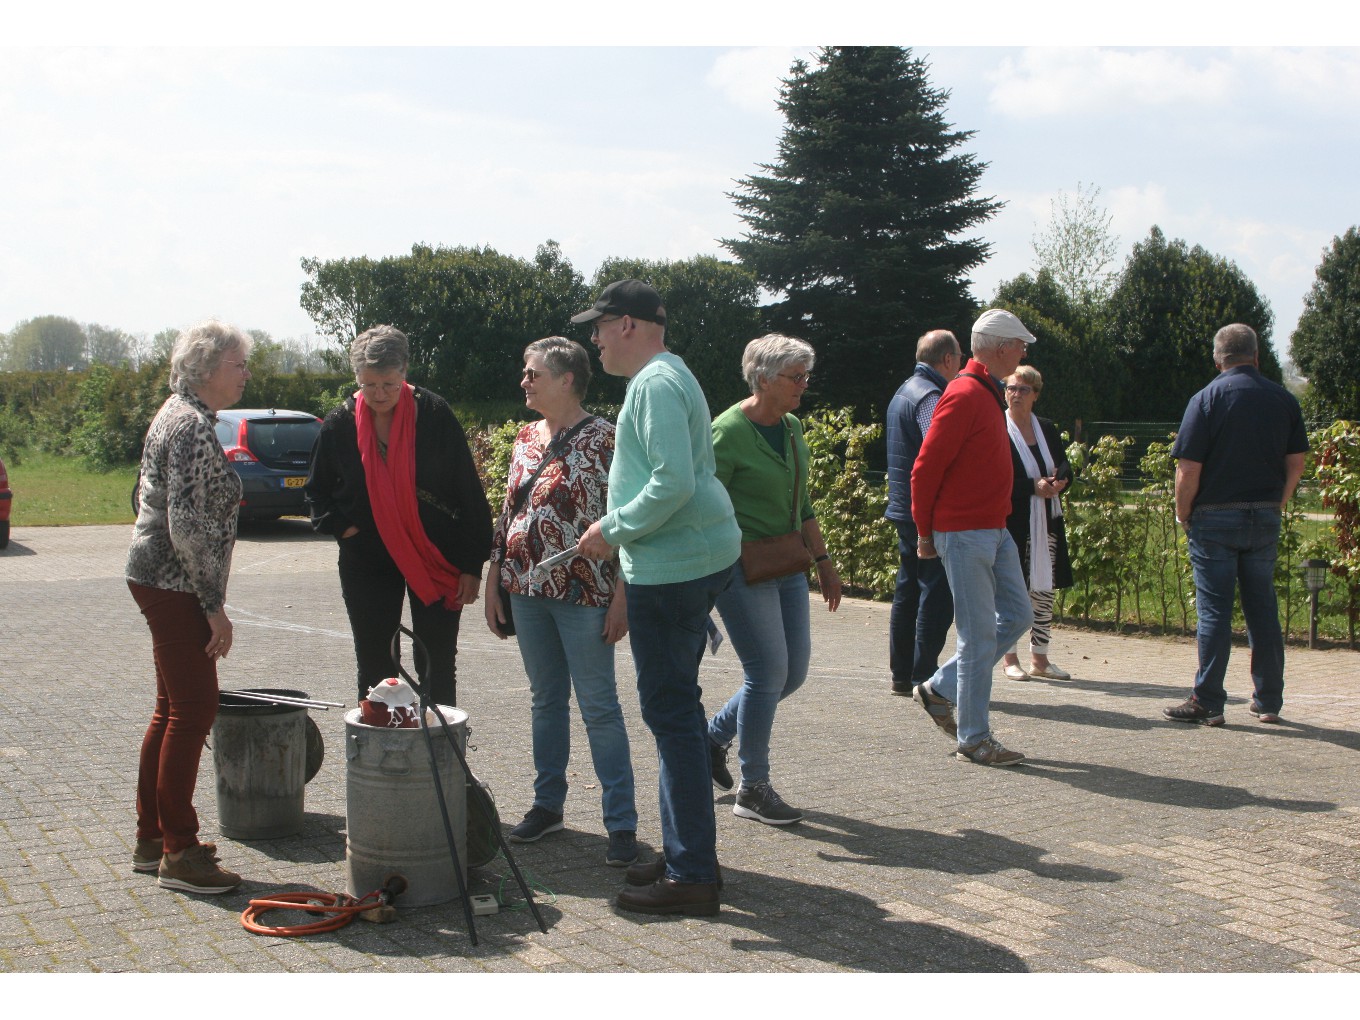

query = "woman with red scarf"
[306, 325, 492, 706]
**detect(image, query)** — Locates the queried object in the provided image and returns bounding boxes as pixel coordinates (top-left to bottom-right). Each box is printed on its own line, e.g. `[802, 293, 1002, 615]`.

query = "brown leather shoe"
[616, 877, 719, 917]
[625, 855, 724, 889]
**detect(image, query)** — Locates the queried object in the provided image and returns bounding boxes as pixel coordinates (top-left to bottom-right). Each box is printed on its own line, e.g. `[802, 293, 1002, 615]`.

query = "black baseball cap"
[570, 279, 667, 326]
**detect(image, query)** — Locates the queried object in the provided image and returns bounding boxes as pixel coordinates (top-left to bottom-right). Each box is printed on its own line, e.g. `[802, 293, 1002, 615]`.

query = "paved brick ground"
[2, 523, 1358, 973]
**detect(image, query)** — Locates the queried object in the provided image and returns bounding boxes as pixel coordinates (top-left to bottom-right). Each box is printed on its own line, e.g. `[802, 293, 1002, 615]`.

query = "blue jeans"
[626, 563, 734, 885]
[928, 529, 1033, 747]
[510, 594, 637, 833]
[1187, 508, 1285, 714]
[890, 520, 955, 686]
[709, 561, 811, 786]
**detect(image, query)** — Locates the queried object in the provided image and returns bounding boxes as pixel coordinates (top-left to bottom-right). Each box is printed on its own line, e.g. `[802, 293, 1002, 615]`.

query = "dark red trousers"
[129, 582, 219, 854]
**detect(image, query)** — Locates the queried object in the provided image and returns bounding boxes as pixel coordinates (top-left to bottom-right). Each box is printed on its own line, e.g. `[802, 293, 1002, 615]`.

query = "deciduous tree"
[1104, 226, 1278, 421]
[1290, 226, 1360, 422]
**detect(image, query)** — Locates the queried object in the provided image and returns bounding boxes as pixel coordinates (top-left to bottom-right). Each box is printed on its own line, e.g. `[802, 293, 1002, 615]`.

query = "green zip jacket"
[711, 402, 815, 542]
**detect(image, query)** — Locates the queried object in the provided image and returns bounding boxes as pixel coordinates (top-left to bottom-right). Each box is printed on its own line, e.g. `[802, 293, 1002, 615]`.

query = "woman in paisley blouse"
[484, 337, 637, 868]
[126, 320, 252, 895]
[306, 325, 492, 708]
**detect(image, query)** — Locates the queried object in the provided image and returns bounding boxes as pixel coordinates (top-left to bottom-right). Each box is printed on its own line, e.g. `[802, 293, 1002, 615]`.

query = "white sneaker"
[1029, 662, 1071, 680]
[1003, 663, 1029, 680]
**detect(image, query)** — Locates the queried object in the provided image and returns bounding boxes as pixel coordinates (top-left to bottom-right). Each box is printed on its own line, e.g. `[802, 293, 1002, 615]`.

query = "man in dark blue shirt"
[885, 330, 961, 697]
[1164, 324, 1308, 727]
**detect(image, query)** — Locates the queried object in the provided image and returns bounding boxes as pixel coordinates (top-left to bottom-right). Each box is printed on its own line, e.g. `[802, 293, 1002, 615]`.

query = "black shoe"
[605, 830, 639, 867]
[710, 740, 734, 792]
[625, 854, 724, 890]
[616, 877, 719, 917]
[891, 681, 914, 697]
[733, 781, 803, 825]
[1163, 697, 1224, 727]
[507, 806, 564, 843]
[1249, 701, 1282, 723]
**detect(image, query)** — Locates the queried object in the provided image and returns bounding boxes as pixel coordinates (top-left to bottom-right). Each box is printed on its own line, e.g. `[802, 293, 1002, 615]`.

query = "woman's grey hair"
[525, 336, 592, 399]
[742, 333, 816, 394]
[1011, 364, 1043, 394]
[351, 325, 410, 376]
[169, 320, 252, 396]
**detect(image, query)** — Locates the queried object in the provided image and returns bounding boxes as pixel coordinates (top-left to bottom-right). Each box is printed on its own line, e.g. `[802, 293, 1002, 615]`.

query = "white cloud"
[705, 47, 812, 116]
[986, 48, 1238, 118]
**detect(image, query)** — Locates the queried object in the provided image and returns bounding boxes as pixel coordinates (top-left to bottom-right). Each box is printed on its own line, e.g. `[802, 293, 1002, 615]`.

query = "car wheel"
[0, 520, 8, 550]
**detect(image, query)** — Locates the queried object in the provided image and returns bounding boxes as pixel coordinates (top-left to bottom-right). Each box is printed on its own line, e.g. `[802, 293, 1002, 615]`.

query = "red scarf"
[355, 384, 464, 609]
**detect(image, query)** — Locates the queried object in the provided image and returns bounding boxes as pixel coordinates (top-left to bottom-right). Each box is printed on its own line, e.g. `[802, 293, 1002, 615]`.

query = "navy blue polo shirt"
[1172, 365, 1308, 508]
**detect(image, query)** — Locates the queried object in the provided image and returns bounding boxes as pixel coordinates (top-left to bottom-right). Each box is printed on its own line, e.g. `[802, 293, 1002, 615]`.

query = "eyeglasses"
[1004, 384, 1035, 396]
[779, 372, 812, 385]
[590, 316, 622, 339]
[358, 380, 404, 395]
[521, 367, 551, 382]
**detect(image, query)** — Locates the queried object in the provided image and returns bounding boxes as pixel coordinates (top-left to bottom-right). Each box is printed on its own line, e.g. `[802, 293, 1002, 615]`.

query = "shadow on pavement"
[1018, 757, 1337, 813]
[795, 811, 1122, 884]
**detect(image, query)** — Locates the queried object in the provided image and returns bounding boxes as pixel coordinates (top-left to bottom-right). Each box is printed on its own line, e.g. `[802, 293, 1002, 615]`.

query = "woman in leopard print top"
[125, 320, 252, 895]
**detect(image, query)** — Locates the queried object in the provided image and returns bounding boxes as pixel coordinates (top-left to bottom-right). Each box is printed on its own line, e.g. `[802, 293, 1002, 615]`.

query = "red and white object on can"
[360, 677, 420, 728]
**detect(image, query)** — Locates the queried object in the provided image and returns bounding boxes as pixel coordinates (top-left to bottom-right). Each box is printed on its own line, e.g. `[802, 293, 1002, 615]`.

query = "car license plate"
[283, 476, 306, 488]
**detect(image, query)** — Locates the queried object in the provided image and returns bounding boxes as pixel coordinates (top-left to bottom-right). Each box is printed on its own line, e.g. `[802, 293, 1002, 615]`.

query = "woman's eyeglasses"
[1004, 384, 1035, 396]
[779, 372, 812, 385]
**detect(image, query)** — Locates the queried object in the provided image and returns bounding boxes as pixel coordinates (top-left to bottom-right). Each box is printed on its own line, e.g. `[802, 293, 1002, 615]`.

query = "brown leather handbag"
[739, 419, 812, 584]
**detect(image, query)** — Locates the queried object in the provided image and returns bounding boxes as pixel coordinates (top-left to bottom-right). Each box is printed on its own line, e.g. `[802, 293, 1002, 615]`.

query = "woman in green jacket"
[707, 334, 842, 826]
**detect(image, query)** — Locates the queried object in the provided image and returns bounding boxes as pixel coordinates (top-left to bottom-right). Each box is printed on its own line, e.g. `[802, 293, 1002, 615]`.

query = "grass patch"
[6, 451, 139, 526]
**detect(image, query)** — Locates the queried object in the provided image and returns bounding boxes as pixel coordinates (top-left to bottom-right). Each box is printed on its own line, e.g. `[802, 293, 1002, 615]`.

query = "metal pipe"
[223, 690, 345, 710]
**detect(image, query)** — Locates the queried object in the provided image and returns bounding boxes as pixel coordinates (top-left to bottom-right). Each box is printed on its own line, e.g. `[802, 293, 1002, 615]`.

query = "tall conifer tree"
[724, 46, 1001, 414]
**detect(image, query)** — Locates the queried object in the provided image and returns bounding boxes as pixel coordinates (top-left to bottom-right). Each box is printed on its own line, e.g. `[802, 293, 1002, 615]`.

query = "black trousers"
[337, 529, 462, 707]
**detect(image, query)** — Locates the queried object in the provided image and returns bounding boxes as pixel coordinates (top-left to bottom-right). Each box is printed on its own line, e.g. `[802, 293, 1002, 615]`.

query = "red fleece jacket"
[910, 359, 1011, 535]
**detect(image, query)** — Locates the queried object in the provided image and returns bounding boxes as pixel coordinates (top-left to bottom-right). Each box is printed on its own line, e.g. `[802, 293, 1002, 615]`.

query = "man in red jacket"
[909, 309, 1037, 766]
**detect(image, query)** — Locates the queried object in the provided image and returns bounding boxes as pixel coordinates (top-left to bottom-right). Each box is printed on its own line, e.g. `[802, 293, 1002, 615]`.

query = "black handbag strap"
[957, 370, 1007, 413]
[786, 415, 801, 532]
[507, 414, 597, 519]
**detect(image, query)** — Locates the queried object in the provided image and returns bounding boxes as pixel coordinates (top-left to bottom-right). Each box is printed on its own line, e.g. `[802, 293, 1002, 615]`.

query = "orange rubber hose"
[241, 890, 383, 936]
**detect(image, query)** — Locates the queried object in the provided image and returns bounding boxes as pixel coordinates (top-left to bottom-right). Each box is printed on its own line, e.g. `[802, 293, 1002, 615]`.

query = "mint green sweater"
[599, 353, 741, 584]
[711, 403, 815, 541]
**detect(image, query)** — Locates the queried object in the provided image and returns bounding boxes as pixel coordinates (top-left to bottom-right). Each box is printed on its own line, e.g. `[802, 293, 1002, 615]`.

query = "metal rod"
[222, 690, 344, 710]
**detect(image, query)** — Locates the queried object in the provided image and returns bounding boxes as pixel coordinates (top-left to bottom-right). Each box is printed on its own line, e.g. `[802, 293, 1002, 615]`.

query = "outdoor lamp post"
[1302, 558, 1329, 649]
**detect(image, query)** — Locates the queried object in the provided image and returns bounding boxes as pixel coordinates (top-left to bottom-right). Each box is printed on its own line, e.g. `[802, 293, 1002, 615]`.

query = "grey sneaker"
[710, 740, 734, 792]
[157, 844, 241, 894]
[955, 736, 1026, 767]
[912, 682, 958, 739]
[507, 806, 564, 843]
[733, 781, 804, 825]
[605, 830, 639, 867]
[1163, 697, 1224, 727]
[1249, 701, 1281, 724]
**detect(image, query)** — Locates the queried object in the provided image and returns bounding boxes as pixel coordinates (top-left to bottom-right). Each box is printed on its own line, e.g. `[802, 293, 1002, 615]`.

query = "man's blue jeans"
[626, 563, 734, 884]
[1187, 508, 1285, 715]
[890, 520, 955, 686]
[709, 561, 811, 787]
[510, 594, 637, 834]
[927, 528, 1033, 747]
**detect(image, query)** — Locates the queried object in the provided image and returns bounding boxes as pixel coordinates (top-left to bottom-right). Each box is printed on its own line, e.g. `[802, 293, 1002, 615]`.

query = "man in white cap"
[574, 279, 741, 916]
[908, 309, 1037, 765]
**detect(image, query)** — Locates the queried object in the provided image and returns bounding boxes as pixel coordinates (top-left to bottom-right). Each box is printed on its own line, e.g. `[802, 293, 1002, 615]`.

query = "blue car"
[214, 408, 323, 521]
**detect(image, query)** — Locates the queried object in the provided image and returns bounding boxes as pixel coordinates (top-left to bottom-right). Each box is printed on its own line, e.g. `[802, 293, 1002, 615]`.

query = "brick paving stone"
[3, 524, 1360, 972]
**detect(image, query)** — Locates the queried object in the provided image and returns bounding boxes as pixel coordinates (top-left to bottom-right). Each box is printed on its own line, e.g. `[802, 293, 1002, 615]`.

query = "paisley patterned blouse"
[126, 390, 241, 614]
[490, 416, 616, 608]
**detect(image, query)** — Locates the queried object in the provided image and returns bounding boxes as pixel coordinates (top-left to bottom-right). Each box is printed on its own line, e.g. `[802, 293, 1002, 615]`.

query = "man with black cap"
[909, 309, 1037, 766]
[574, 279, 740, 917]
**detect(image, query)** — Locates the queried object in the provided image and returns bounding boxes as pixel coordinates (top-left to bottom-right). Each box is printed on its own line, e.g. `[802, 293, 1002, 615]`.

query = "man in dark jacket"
[885, 330, 961, 696]
[1163, 323, 1308, 727]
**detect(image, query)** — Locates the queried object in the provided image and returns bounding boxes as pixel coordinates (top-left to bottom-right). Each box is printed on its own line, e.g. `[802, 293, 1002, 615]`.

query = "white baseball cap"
[972, 308, 1037, 344]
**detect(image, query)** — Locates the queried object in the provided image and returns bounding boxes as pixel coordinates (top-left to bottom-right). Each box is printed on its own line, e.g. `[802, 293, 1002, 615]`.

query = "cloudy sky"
[3, 5, 1355, 365]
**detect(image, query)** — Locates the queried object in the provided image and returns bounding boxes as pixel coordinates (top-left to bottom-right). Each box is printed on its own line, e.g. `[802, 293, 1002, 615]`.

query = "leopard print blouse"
[126, 391, 241, 615]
